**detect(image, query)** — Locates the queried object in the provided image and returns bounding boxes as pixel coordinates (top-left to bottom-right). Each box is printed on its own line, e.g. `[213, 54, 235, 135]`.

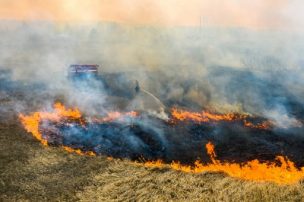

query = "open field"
[1, 68, 304, 201]
[1, 119, 304, 202]
[1, 5, 304, 201]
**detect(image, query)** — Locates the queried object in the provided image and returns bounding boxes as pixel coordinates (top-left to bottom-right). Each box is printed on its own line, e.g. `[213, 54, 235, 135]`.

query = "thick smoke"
[1, 20, 304, 125]
[1, 18, 304, 166]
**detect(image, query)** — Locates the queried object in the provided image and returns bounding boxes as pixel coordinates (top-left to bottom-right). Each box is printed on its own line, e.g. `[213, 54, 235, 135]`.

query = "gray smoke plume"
[1, 20, 304, 125]
[2, 19, 304, 166]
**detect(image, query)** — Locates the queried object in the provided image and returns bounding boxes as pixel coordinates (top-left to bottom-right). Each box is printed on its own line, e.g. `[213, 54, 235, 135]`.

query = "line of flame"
[19, 103, 304, 184]
[141, 142, 304, 185]
[19, 103, 137, 156]
[171, 108, 273, 129]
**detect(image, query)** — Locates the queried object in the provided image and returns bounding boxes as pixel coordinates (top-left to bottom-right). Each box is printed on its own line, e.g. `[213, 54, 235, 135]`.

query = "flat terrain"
[1, 119, 304, 202]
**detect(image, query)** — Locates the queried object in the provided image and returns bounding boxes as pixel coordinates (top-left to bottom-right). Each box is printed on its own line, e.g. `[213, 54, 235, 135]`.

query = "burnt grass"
[2, 115, 304, 201]
[41, 117, 304, 167]
[1, 108, 304, 201]
[2, 74, 304, 201]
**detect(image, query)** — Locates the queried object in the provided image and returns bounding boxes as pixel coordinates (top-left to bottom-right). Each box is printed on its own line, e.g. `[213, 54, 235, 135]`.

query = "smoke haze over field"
[1, 0, 304, 130]
[1, 19, 304, 125]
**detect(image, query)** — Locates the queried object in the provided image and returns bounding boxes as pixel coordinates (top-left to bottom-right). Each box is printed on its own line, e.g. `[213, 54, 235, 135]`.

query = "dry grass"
[1, 121, 304, 201]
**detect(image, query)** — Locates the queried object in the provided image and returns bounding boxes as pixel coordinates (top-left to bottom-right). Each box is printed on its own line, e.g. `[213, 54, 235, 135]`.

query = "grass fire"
[2, 1, 304, 201]
[19, 102, 304, 185]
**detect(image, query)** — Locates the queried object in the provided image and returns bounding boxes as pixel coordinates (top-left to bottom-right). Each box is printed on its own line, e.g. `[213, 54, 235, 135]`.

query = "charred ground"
[2, 114, 304, 201]
[2, 68, 304, 201]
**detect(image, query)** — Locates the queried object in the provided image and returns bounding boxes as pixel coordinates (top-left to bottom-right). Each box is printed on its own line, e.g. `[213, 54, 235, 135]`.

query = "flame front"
[171, 108, 272, 129]
[19, 103, 304, 184]
[19, 103, 93, 155]
[143, 142, 304, 185]
[171, 108, 241, 122]
[19, 103, 81, 146]
[19, 103, 139, 156]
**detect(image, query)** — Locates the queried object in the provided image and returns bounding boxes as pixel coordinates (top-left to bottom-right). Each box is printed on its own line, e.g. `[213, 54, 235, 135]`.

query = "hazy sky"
[0, 0, 303, 29]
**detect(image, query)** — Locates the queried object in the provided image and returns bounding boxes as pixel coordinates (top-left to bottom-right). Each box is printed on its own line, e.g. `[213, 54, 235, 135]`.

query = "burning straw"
[19, 103, 304, 185]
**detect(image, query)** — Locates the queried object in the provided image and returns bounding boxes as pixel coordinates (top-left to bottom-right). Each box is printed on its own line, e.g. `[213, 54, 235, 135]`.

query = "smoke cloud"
[1, 19, 304, 123]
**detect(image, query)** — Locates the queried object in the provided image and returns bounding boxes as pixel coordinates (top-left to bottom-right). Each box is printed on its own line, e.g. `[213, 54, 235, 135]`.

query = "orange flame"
[142, 142, 304, 184]
[20, 103, 304, 184]
[63, 146, 96, 156]
[19, 112, 48, 146]
[19, 103, 137, 155]
[243, 120, 272, 130]
[19, 103, 89, 153]
[19, 103, 95, 156]
[171, 108, 271, 129]
[171, 108, 243, 122]
[19, 103, 81, 146]
[93, 111, 137, 123]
